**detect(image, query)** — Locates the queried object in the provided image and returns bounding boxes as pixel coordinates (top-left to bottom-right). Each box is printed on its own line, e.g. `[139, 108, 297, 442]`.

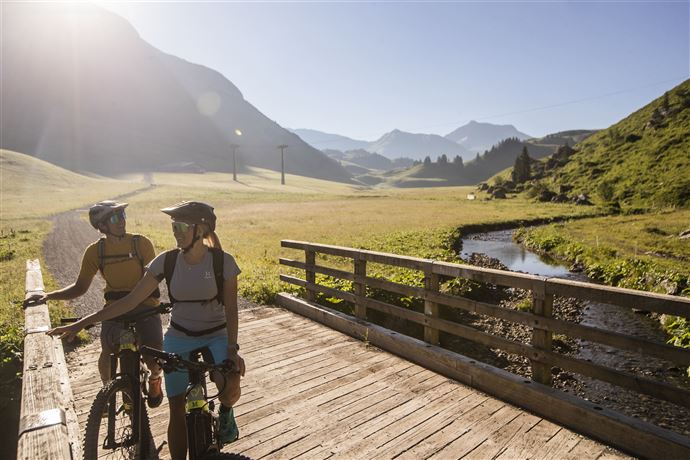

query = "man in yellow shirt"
[25, 201, 164, 407]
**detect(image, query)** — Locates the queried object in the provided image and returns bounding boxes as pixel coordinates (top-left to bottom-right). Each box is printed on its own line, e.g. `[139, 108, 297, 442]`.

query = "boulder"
[492, 187, 507, 199]
[551, 193, 569, 203]
[538, 190, 556, 202]
[574, 194, 592, 205]
[679, 229, 690, 239]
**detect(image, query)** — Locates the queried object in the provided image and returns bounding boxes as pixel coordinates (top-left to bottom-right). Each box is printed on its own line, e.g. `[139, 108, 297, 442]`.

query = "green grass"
[543, 80, 690, 209]
[515, 211, 690, 361]
[119, 173, 599, 303]
[0, 220, 73, 367]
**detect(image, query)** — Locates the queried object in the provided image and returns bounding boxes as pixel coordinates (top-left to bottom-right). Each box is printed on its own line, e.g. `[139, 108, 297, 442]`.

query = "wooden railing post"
[531, 281, 554, 385]
[424, 264, 440, 345]
[354, 257, 367, 319]
[305, 249, 316, 302]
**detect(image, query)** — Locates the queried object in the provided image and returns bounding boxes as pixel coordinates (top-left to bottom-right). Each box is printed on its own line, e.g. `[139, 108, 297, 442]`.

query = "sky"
[101, 1, 689, 140]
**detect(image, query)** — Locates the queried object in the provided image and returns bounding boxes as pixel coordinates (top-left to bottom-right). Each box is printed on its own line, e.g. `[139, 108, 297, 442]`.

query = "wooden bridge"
[17, 240, 690, 459]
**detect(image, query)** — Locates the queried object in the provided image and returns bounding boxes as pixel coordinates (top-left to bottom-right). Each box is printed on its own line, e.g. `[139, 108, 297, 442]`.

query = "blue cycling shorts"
[162, 333, 228, 397]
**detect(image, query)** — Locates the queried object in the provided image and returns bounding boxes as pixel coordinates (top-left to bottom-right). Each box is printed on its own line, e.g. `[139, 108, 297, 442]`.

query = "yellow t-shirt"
[78, 233, 159, 307]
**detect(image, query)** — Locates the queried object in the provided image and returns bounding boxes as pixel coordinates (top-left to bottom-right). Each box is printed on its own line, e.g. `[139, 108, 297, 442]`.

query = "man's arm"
[24, 245, 97, 307]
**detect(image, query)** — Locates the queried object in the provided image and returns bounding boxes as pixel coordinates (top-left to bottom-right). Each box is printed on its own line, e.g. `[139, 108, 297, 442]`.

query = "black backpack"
[162, 247, 225, 305]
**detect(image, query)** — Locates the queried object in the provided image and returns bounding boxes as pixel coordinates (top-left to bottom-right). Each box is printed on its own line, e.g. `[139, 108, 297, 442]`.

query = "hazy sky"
[102, 1, 689, 140]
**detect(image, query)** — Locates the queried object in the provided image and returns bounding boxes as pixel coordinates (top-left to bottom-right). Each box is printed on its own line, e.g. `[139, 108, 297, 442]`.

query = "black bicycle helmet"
[161, 201, 216, 232]
[89, 201, 128, 229]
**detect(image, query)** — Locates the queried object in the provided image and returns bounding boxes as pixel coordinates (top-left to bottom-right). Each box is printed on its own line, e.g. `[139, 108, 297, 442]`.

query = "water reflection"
[461, 230, 570, 278]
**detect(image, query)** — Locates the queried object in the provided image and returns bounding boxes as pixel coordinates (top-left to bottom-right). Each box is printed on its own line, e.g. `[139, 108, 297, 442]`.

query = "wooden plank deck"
[67, 306, 626, 459]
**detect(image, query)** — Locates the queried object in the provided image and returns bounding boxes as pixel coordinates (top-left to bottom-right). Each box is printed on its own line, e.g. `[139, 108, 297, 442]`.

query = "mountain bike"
[140, 346, 249, 460]
[62, 303, 172, 460]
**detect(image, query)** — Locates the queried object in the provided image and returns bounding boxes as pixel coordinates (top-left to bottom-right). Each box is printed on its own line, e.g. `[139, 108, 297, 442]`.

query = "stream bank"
[459, 229, 690, 436]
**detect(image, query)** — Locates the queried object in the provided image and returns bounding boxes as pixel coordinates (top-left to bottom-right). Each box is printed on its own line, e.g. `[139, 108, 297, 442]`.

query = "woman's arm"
[224, 275, 245, 376]
[47, 273, 160, 340]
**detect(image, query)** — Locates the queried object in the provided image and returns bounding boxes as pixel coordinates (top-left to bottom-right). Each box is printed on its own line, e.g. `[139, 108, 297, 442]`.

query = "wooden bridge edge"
[276, 292, 690, 460]
[19, 259, 82, 460]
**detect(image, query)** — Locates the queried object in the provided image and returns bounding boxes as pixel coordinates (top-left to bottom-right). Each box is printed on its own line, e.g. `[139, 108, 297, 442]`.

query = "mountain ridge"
[0, 3, 352, 182]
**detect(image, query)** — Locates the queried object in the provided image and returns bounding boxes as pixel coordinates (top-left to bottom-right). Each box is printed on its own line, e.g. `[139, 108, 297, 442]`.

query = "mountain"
[375, 129, 596, 188]
[323, 148, 414, 172]
[445, 121, 531, 153]
[291, 129, 370, 152]
[537, 80, 690, 208]
[367, 129, 471, 161]
[0, 3, 351, 182]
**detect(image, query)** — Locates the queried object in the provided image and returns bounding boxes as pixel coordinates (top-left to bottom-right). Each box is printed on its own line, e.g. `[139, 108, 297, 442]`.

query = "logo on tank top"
[204, 271, 213, 279]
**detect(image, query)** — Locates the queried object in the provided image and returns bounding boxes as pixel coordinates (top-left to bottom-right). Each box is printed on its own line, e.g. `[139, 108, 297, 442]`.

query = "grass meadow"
[121, 169, 599, 303]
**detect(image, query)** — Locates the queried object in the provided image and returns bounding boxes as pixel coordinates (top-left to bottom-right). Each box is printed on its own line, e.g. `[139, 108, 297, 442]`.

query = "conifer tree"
[511, 146, 532, 184]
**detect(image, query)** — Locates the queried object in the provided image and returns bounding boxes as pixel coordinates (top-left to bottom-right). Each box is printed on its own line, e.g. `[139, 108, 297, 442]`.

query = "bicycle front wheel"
[83, 377, 155, 460]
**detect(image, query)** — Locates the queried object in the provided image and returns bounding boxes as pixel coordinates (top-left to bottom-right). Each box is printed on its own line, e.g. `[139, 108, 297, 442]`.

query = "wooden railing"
[278, 240, 690, 458]
[18, 260, 81, 460]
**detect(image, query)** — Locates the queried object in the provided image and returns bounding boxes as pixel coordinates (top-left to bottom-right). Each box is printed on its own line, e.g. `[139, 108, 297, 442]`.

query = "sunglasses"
[171, 221, 192, 234]
[108, 210, 126, 224]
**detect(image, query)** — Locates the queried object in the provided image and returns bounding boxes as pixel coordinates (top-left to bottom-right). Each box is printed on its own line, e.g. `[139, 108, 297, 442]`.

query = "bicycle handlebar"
[140, 346, 235, 374]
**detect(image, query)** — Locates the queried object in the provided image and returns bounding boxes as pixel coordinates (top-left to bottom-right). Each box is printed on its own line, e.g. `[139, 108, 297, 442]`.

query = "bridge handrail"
[17, 260, 81, 460]
[280, 239, 690, 409]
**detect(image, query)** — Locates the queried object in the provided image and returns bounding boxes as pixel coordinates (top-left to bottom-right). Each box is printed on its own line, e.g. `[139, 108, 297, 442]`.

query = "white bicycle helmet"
[89, 201, 128, 229]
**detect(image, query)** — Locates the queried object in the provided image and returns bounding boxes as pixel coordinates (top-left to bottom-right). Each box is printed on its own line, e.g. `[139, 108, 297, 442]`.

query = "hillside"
[1, 3, 351, 182]
[291, 129, 370, 152]
[378, 135, 573, 188]
[445, 120, 531, 153]
[324, 149, 414, 172]
[541, 80, 690, 208]
[0, 149, 146, 218]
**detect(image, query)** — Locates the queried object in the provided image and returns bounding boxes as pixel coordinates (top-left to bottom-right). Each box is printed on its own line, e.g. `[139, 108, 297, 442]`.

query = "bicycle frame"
[141, 345, 233, 459]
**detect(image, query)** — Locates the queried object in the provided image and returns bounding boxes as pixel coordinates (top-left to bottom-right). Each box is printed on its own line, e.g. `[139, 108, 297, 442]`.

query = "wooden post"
[305, 249, 316, 302]
[354, 257, 367, 319]
[18, 260, 81, 459]
[424, 265, 440, 345]
[531, 282, 554, 385]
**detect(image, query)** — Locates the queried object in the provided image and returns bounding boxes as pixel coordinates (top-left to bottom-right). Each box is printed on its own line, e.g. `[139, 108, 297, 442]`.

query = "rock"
[551, 193, 569, 203]
[574, 193, 592, 205]
[679, 229, 690, 239]
[538, 190, 556, 202]
[660, 279, 679, 295]
[478, 182, 489, 191]
[491, 187, 507, 199]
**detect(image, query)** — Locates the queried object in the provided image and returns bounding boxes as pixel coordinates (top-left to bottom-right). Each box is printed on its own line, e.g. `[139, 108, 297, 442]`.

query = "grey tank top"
[146, 249, 241, 337]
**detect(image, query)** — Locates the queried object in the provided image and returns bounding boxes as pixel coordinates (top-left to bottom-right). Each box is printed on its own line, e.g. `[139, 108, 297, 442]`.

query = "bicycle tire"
[82, 377, 156, 460]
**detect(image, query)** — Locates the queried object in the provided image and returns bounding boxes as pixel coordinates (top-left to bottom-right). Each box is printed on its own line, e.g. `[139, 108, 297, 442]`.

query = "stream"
[461, 229, 690, 434]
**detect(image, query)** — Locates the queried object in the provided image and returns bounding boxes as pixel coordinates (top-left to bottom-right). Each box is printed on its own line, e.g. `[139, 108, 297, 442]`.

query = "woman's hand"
[226, 347, 245, 377]
[23, 293, 47, 308]
[46, 323, 83, 342]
